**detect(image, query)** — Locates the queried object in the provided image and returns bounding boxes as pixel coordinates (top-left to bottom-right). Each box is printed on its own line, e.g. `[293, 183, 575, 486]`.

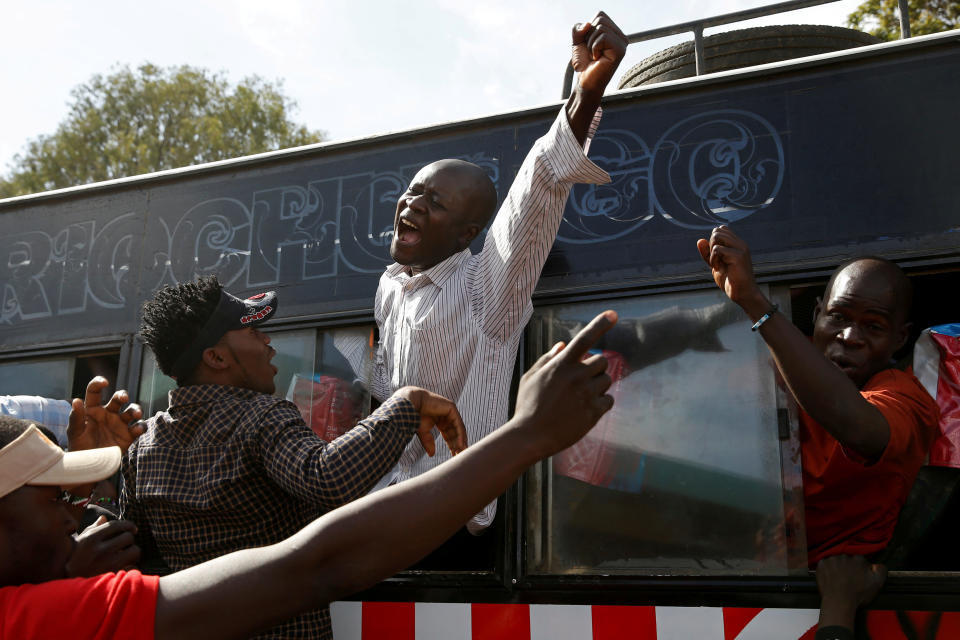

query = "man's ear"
[458, 223, 481, 249]
[894, 320, 912, 353]
[201, 345, 230, 371]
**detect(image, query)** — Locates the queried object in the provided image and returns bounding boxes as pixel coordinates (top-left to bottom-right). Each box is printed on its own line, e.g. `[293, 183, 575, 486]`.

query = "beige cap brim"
[31, 446, 121, 487]
[0, 425, 121, 498]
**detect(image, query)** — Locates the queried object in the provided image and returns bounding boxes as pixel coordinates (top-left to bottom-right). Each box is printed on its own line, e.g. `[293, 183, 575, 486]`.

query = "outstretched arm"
[566, 12, 628, 146]
[696, 226, 891, 460]
[155, 311, 617, 640]
[476, 14, 625, 346]
[259, 386, 466, 510]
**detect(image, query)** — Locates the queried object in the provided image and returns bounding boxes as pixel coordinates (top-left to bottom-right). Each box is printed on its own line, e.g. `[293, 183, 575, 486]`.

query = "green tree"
[847, 0, 959, 41]
[1, 63, 324, 198]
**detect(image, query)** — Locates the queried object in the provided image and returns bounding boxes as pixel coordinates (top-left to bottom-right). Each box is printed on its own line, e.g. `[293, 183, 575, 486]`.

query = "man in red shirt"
[698, 226, 939, 565]
[0, 311, 616, 640]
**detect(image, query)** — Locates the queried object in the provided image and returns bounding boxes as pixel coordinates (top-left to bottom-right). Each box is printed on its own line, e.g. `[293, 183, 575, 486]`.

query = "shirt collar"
[385, 248, 471, 288]
[168, 384, 265, 408]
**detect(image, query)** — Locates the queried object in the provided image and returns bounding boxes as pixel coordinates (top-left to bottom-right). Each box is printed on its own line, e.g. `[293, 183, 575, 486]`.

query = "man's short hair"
[824, 256, 913, 323]
[0, 415, 34, 449]
[0, 416, 57, 452]
[139, 276, 223, 381]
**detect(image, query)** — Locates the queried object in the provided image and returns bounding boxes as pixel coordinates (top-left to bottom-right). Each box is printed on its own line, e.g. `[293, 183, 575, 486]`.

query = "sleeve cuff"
[547, 105, 611, 186]
[368, 395, 420, 437]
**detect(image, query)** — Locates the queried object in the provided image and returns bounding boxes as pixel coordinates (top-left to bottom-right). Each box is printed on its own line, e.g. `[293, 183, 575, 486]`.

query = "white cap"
[0, 425, 121, 499]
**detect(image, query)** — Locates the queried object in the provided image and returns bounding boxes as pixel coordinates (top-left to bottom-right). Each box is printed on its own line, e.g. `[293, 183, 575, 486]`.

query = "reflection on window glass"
[138, 327, 375, 441]
[72, 353, 121, 399]
[524, 290, 805, 576]
[0, 357, 74, 400]
[139, 349, 177, 417]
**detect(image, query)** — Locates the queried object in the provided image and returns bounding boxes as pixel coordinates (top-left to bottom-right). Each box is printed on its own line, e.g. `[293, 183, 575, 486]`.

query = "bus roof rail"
[561, 0, 912, 98]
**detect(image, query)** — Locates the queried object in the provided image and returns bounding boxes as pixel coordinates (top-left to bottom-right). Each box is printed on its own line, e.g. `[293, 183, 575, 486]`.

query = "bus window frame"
[0, 334, 133, 399]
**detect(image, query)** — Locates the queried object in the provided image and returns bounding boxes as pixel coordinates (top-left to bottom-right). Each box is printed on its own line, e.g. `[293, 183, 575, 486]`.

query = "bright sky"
[0, 0, 861, 176]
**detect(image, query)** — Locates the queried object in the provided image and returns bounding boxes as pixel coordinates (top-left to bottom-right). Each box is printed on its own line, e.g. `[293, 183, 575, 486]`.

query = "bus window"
[0, 356, 75, 399]
[137, 326, 375, 437]
[0, 351, 121, 446]
[524, 289, 807, 576]
[0, 352, 120, 402]
[284, 327, 375, 442]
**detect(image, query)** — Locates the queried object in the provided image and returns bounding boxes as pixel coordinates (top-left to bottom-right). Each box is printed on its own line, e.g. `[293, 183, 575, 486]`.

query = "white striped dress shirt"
[370, 105, 610, 531]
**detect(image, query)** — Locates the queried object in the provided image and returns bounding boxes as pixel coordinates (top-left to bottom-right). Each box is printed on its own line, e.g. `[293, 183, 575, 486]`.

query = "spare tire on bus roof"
[617, 24, 882, 88]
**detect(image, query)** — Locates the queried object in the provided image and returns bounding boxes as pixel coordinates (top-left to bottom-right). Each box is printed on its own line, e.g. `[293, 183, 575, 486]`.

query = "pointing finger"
[559, 310, 618, 363]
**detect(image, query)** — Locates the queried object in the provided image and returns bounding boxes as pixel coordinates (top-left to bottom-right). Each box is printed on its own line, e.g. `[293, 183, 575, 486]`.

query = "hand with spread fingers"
[395, 386, 468, 457]
[66, 516, 141, 578]
[67, 376, 145, 454]
[513, 310, 618, 457]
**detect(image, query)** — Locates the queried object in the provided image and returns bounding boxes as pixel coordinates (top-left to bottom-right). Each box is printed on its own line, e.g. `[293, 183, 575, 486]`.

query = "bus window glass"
[284, 327, 375, 442]
[139, 350, 177, 417]
[524, 290, 806, 576]
[0, 357, 74, 400]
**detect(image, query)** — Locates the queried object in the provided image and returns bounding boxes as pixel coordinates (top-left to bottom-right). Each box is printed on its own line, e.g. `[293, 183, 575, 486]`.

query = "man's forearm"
[156, 419, 541, 640]
[565, 86, 603, 147]
[264, 396, 417, 510]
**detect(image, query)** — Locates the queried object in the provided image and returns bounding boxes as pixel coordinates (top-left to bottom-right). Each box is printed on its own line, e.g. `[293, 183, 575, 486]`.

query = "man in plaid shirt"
[122, 277, 466, 639]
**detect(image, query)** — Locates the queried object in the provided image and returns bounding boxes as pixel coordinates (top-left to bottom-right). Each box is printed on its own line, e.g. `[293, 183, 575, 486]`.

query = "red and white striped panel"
[329, 603, 823, 640]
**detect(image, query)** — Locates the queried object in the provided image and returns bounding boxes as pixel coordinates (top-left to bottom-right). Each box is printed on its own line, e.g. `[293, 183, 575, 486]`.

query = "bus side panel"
[330, 603, 960, 639]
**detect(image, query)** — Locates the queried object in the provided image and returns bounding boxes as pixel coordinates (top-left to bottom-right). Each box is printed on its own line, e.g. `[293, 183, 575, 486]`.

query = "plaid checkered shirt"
[121, 384, 419, 640]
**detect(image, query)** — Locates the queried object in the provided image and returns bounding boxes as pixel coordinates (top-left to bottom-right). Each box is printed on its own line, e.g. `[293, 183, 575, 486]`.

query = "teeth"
[399, 218, 419, 231]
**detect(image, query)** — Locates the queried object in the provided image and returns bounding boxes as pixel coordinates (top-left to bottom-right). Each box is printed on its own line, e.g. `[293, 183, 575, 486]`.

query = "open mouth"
[830, 356, 859, 376]
[395, 216, 422, 246]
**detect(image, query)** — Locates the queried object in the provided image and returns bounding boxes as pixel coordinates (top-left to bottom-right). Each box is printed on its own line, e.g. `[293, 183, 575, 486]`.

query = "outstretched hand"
[571, 12, 628, 95]
[513, 310, 617, 458]
[696, 225, 764, 312]
[395, 387, 468, 457]
[68, 377, 145, 453]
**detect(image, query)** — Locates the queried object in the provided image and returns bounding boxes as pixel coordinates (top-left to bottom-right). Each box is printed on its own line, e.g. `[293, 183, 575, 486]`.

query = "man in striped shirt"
[365, 12, 628, 539]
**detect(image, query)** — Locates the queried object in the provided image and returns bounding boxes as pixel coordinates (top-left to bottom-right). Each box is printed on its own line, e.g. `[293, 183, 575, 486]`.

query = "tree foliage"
[847, 0, 959, 41]
[1, 63, 324, 197]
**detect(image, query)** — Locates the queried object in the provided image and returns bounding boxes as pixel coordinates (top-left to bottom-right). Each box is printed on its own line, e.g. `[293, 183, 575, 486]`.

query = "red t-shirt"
[801, 368, 940, 565]
[0, 570, 159, 640]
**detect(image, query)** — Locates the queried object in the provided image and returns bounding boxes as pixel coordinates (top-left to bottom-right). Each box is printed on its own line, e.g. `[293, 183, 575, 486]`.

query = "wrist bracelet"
[814, 625, 855, 640]
[751, 303, 779, 332]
